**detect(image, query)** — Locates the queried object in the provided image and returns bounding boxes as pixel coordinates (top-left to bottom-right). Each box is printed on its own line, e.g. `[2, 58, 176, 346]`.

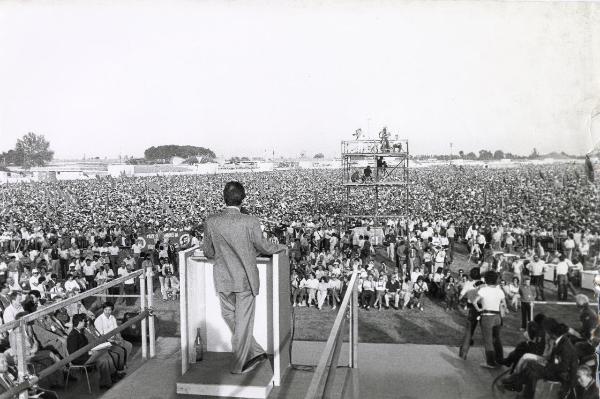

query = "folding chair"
[66, 361, 96, 393]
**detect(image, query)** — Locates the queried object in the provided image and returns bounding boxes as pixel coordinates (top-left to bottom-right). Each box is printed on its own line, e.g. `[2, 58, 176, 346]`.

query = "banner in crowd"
[352, 226, 384, 245]
[138, 231, 191, 250]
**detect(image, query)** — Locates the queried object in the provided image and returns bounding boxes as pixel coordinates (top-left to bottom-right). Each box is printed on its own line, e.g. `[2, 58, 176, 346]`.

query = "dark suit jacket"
[546, 335, 578, 390]
[67, 329, 90, 365]
[203, 207, 286, 295]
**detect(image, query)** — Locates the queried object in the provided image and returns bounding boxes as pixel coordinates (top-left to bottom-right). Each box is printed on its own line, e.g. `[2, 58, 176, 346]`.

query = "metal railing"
[304, 270, 359, 399]
[0, 268, 156, 399]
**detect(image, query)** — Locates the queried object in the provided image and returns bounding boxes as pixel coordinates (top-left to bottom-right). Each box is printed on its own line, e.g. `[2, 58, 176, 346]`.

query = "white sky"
[0, 0, 599, 159]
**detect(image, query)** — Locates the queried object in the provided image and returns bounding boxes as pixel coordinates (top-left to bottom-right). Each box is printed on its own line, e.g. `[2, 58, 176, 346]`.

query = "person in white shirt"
[28, 269, 42, 293]
[118, 264, 136, 306]
[83, 258, 97, 288]
[555, 254, 573, 301]
[131, 240, 143, 267]
[2, 292, 23, 324]
[94, 302, 133, 367]
[528, 255, 547, 301]
[108, 243, 120, 274]
[64, 274, 81, 292]
[473, 270, 506, 368]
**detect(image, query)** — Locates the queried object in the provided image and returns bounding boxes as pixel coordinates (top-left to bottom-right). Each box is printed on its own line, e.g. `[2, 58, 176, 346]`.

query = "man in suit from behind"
[203, 181, 287, 374]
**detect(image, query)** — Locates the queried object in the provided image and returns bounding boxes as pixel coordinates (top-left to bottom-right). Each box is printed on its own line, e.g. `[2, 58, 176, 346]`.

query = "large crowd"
[0, 162, 598, 397]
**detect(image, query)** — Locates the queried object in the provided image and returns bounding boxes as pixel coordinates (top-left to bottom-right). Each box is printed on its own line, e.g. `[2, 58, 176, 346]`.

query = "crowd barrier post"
[140, 271, 148, 360]
[147, 267, 156, 358]
[15, 325, 27, 399]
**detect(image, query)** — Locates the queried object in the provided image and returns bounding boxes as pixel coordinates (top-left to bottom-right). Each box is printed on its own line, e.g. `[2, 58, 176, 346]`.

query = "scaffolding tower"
[341, 138, 410, 230]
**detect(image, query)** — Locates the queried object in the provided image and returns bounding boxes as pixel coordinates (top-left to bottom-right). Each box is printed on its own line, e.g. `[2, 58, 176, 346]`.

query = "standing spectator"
[519, 276, 535, 331]
[458, 268, 482, 360]
[445, 276, 458, 310]
[82, 257, 96, 288]
[108, 242, 120, 275]
[118, 263, 136, 306]
[473, 270, 506, 368]
[528, 255, 547, 301]
[374, 275, 387, 310]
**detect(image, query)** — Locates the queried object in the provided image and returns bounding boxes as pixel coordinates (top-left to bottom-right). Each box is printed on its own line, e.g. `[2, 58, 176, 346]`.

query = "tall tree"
[15, 132, 54, 168]
[493, 150, 505, 159]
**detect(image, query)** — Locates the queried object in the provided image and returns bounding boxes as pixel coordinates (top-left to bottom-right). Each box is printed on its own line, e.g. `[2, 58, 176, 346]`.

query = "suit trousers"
[219, 291, 265, 374]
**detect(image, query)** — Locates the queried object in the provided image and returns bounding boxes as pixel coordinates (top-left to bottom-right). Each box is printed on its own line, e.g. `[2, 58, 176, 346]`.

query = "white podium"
[177, 247, 291, 398]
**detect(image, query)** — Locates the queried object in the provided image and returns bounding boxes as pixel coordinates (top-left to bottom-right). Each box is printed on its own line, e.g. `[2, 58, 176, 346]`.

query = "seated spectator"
[500, 313, 546, 370]
[0, 352, 58, 399]
[399, 276, 413, 309]
[574, 365, 599, 399]
[93, 302, 132, 368]
[22, 291, 41, 313]
[500, 318, 578, 399]
[385, 274, 401, 309]
[67, 314, 120, 390]
[361, 274, 376, 310]
[305, 273, 319, 308]
[3, 292, 23, 324]
[8, 312, 64, 388]
[63, 274, 79, 293]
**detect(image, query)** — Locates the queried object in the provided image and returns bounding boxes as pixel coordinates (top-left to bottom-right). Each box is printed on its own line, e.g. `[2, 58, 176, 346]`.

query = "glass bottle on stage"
[195, 328, 203, 361]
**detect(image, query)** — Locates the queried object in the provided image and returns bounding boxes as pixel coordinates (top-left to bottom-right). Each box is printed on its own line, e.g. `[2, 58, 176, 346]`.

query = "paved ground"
[96, 339, 515, 399]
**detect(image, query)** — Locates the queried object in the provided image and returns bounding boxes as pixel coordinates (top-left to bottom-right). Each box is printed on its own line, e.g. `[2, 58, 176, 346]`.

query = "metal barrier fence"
[0, 268, 156, 399]
[304, 270, 359, 399]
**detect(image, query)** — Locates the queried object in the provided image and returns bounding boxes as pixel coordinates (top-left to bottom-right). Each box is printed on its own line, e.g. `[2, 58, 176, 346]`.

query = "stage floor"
[99, 338, 510, 399]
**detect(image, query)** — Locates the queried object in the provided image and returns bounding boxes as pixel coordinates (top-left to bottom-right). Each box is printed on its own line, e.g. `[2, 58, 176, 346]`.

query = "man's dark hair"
[9, 291, 20, 302]
[223, 181, 246, 206]
[542, 318, 561, 337]
[483, 270, 498, 285]
[102, 301, 114, 310]
[72, 313, 87, 326]
[29, 290, 42, 299]
[469, 267, 481, 280]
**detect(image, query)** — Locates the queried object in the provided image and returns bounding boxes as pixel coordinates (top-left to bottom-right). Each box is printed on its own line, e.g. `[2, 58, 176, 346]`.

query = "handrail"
[304, 270, 358, 399]
[0, 269, 144, 334]
[0, 310, 150, 399]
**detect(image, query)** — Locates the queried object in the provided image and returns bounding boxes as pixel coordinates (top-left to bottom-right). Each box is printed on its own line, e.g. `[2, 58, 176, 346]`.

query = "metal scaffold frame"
[341, 137, 410, 231]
